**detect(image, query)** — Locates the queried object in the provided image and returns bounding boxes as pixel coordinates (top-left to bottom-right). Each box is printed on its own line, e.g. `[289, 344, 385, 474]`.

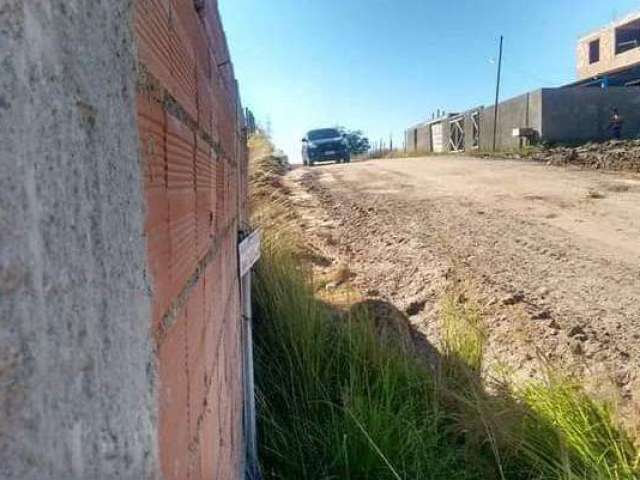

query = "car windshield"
[308, 129, 341, 141]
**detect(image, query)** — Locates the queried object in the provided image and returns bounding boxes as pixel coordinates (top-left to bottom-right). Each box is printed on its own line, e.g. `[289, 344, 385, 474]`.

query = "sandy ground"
[285, 155, 640, 420]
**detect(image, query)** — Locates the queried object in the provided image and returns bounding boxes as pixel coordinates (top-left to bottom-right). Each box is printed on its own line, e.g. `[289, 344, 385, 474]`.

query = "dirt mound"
[491, 140, 640, 173]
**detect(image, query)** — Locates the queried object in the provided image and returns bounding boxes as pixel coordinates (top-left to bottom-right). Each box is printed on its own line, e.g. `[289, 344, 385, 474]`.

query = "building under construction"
[405, 12, 640, 154]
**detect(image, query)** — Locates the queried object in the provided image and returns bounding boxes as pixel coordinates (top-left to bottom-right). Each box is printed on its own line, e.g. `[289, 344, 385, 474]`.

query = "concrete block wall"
[541, 87, 640, 143]
[135, 1, 248, 479]
[416, 125, 432, 152]
[480, 90, 543, 151]
[404, 128, 417, 152]
[1, 1, 247, 478]
[405, 89, 640, 155]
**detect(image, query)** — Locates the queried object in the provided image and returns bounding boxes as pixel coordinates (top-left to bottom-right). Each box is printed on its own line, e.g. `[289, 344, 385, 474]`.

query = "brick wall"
[135, 1, 248, 479]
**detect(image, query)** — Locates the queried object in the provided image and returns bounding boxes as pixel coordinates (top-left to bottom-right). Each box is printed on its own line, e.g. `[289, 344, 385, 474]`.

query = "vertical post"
[242, 272, 258, 478]
[239, 228, 262, 479]
[493, 35, 504, 152]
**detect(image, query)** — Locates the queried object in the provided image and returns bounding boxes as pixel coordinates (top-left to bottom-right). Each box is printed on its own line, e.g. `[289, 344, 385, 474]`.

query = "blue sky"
[219, 0, 640, 162]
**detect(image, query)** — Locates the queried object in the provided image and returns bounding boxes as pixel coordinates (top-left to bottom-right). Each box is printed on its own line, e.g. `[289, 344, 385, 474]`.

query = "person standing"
[609, 109, 624, 140]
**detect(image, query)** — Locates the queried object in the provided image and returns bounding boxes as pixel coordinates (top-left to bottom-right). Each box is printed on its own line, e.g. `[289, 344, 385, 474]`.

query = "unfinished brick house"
[577, 11, 640, 85]
[1, 1, 253, 479]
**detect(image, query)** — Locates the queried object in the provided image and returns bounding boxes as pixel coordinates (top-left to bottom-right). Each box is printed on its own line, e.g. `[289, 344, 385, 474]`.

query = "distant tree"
[337, 127, 370, 155]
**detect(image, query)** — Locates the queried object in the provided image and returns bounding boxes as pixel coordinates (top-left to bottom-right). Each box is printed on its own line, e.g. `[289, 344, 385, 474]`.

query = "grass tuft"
[515, 377, 639, 479]
[253, 234, 491, 479]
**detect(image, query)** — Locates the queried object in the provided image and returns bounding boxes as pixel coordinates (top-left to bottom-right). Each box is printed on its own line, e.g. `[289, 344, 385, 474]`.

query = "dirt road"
[286, 155, 640, 417]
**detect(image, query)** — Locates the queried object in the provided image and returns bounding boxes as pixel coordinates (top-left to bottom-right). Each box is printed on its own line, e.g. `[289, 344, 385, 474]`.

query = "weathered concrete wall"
[416, 124, 432, 152]
[0, 1, 157, 479]
[578, 12, 640, 80]
[405, 124, 431, 153]
[404, 125, 429, 153]
[404, 128, 417, 152]
[135, 0, 247, 478]
[541, 87, 640, 143]
[480, 90, 543, 151]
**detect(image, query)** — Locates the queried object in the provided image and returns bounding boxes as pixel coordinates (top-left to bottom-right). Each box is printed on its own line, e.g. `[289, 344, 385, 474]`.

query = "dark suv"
[302, 128, 351, 166]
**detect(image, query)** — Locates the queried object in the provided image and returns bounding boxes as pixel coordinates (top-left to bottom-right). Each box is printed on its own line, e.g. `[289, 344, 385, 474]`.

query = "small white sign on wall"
[239, 229, 261, 277]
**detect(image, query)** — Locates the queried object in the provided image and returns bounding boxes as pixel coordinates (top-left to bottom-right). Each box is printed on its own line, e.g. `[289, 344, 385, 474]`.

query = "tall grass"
[439, 297, 639, 480]
[253, 234, 491, 479]
[516, 378, 639, 479]
[250, 134, 639, 480]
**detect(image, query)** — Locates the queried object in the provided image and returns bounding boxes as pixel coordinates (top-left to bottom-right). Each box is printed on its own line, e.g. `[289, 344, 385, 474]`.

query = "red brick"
[169, 211, 196, 295]
[158, 311, 190, 480]
[170, 0, 201, 40]
[200, 356, 224, 480]
[196, 199, 211, 260]
[197, 70, 214, 137]
[196, 139, 214, 259]
[186, 278, 207, 437]
[190, 449, 203, 480]
[211, 159, 223, 233]
[209, 153, 219, 236]
[202, 4, 228, 64]
[137, 93, 172, 327]
[167, 113, 196, 295]
[171, 0, 212, 80]
[209, 76, 224, 146]
[216, 339, 233, 475]
[203, 261, 225, 381]
[220, 241, 231, 304]
[199, 410, 220, 480]
[169, 4, 198, 120]
[135, 0, 173, 92]
[214, 92, 234, 158]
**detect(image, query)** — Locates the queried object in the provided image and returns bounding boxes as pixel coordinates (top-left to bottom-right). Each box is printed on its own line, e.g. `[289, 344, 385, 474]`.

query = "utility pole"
[492, 35, 504, 152]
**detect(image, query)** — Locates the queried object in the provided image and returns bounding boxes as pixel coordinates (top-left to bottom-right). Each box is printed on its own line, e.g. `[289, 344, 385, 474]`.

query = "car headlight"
[307, 142, 318, 149]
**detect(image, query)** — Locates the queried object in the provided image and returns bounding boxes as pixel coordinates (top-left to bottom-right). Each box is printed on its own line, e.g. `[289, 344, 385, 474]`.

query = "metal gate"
[431, 122, 443, 153]
[449, 116, 465, 152]
[471, 112, 480, 149]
